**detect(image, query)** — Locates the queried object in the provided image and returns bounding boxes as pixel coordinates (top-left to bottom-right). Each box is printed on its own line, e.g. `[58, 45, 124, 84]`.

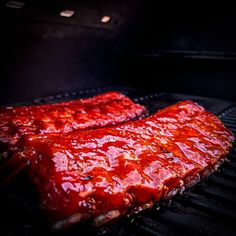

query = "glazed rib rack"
[0, 91, 146, 163]
[0, 88, 236, 236]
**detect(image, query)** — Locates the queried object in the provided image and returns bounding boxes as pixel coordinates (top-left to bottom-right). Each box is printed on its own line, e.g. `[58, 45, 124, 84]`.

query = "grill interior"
[0, 87, 235, 236]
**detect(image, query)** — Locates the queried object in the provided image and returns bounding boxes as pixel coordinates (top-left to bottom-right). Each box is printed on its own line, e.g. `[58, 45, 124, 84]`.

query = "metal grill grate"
[0, 88, 235, 236]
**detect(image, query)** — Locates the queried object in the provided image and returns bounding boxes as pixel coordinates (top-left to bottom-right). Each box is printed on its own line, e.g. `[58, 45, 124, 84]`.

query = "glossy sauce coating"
[18, 101, 234, 227]
[0, 92, 146, 156]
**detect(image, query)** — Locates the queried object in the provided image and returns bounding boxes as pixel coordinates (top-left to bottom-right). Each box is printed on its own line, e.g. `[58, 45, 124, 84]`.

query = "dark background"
[1, 0, 236, 104]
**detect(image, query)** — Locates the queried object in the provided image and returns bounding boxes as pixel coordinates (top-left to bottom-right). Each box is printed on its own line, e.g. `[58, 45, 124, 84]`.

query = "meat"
[15, 100, 234, 229]
[0, 92, 146, 162]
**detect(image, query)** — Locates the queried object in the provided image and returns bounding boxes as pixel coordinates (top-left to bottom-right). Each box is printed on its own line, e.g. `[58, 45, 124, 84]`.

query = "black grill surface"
[0, 87, 235, 236]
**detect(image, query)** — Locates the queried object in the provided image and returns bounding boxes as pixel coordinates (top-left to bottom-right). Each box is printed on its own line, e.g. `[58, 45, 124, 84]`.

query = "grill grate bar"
[180, 192, 236, 220]
[196, 183, 236, 203]
[209, 175, 236, 191]
[227, 159, 236, 168]
[221, 114, 236, 119]
[222, 163, 236, 171]
[221, 117, 236, 123]
[224, 159, 236, 169]
[97, 224, 133, 236]
[226, 121, 236, 126]
[128, 215, 170, 236]
[224, 114, 236, 119]
[150, 202, 235, 236]
[220, 168, 236, 180]
[230, 150, 236, 158]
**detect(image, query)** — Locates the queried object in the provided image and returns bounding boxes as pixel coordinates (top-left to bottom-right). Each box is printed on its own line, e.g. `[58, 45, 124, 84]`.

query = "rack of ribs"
[0, 92, 146, 163]
[15, 100, 234, 229]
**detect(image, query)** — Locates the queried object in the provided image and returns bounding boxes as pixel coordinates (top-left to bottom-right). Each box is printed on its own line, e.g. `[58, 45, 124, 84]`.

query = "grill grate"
[0, 87, 235, 236]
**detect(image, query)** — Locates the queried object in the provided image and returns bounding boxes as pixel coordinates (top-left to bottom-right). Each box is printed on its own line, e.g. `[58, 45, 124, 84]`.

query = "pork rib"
[0, 92, 146, 162]
[16, 100, 234, 229]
